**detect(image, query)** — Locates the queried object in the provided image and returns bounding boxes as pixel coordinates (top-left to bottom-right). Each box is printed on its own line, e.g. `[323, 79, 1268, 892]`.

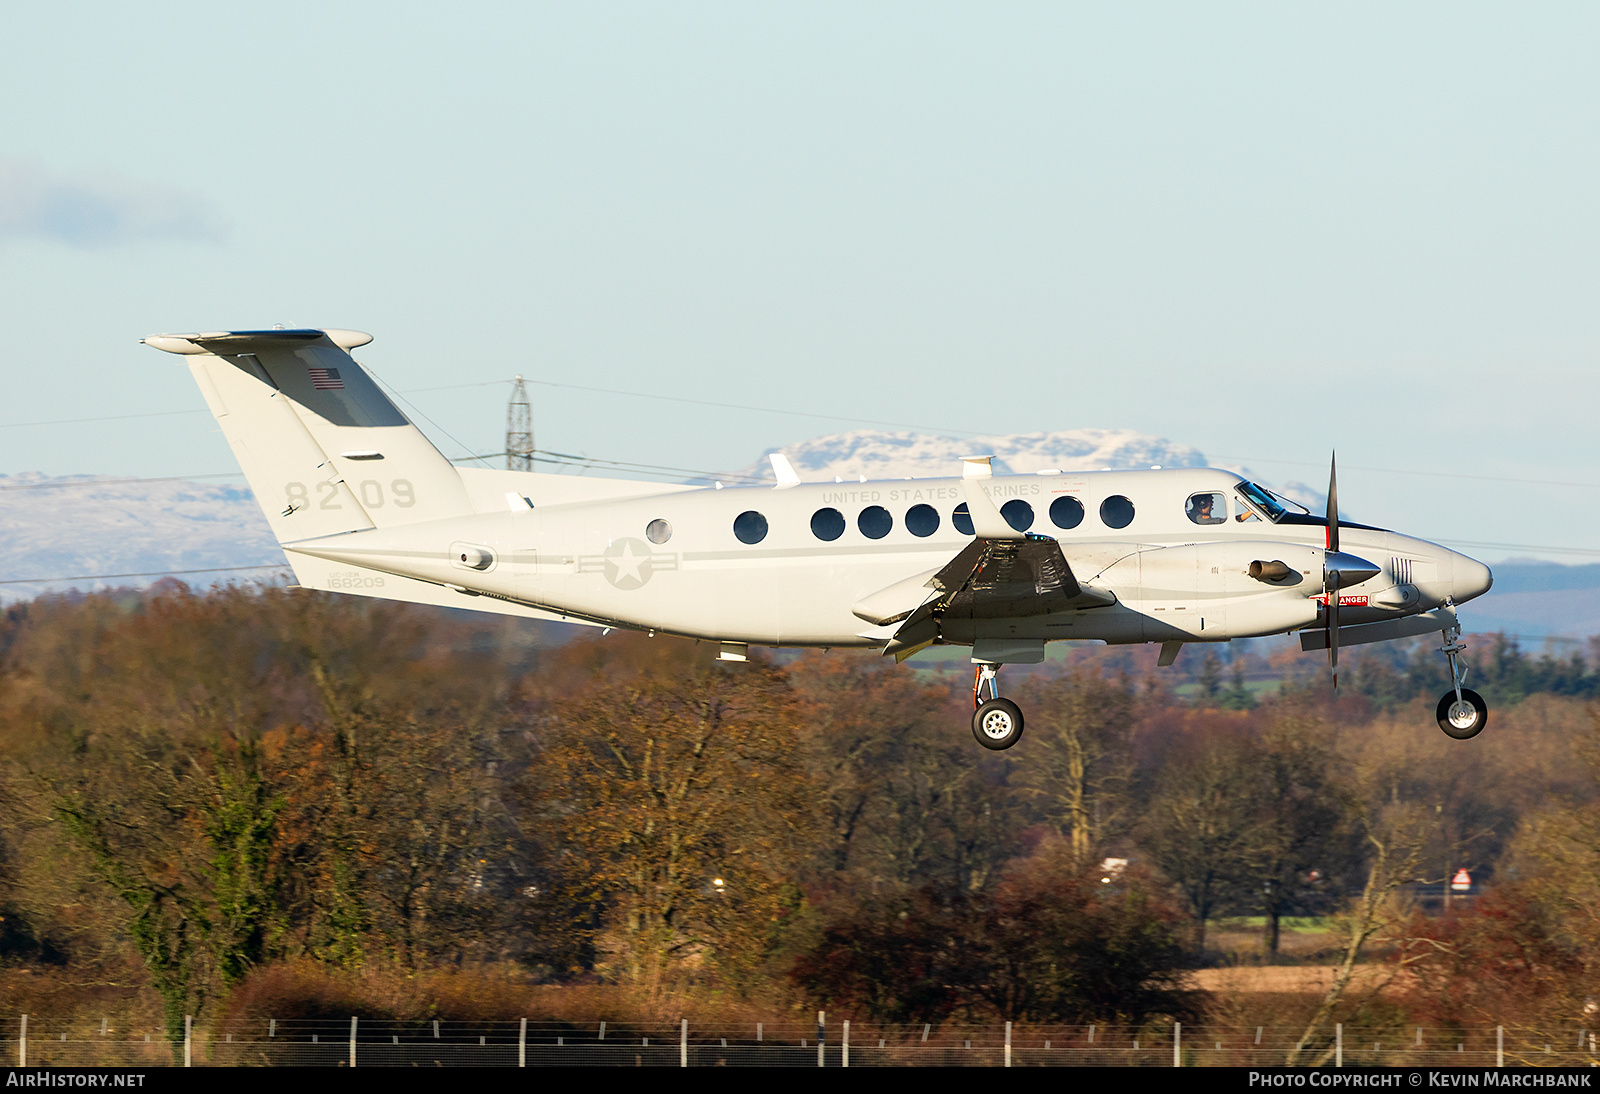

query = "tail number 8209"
[285, 479, 416, 513]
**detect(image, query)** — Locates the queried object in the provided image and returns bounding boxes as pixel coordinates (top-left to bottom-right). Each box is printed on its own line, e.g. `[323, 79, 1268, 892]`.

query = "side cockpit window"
[1185, 492, 1227, 525]
[1235, 480, 1287, 523]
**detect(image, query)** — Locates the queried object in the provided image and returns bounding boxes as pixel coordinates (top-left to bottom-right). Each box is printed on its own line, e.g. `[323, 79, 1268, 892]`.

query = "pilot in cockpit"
[1187, 492, 1227, 525]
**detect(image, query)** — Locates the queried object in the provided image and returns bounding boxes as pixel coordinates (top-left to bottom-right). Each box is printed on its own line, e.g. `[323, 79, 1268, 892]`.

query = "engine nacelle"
[1128, 540, 1331, 640]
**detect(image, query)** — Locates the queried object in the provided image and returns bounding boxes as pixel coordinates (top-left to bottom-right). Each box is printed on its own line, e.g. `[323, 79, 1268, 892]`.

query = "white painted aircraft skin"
[142, 328, 1491, 660]
[283, 466, 1488, 648]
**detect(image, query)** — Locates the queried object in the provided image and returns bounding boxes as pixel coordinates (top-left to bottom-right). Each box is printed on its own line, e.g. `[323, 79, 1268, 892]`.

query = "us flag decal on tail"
[308, 366, 344, 390]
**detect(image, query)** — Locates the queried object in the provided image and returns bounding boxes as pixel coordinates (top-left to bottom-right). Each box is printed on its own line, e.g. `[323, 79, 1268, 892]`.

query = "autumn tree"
[1138, 728, 1261, 951]
[787, 652, 1020, 895]
[1014, 669, 1136, 865]
[1239, 718, 1352, 957]
[792, 844, 1190, 1025]
[533, 640, 812, 990]
[0, 582, 540, 1032]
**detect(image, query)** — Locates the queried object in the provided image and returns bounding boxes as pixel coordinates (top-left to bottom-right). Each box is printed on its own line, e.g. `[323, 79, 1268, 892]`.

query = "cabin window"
[1001, 499, 1034, 532]
[733, 510, 768, 544]
[1049, 495, 1085, 529]
[858, 505, 893, 540]
[905, 503, 940, 537]
[646, 519, 672, 544]
[952, 503, 974, 535]
[1185, 492, 1227, 526]
[1100, 495, 1135, 529]
[810, 507, 845, 541]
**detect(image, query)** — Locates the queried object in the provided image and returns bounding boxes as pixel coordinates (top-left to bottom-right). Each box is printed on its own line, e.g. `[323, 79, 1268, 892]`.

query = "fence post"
[680, 1018, 687, 1068]
[817, 1011, 825, 1067]
[921, 1023, 930, 1043]
[1173, 1021, 1181, 1067]
[1335, 1023, 1342, 1068]
[348, 1017, 357, 1068]
[184, 1015, 192, 1068]
[269, 1018, 276, 1039]
[1497, 1026, 1504, 1067]
[599, 1021, 606, 1041]
[1005, 1021, 1012, 1067]
[756, 1023, 762, 1043]
[520, 1018, 527, 1067]
[843, 1020, 850, 1068]
[19, 1014, 25, 1068]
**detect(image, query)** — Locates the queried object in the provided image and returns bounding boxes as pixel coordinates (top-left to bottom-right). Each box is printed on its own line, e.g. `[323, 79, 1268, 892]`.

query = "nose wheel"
[1437, 688, 1488, 739]
[971, 664, 1025, 750]
[1435, 622, 1488, 740]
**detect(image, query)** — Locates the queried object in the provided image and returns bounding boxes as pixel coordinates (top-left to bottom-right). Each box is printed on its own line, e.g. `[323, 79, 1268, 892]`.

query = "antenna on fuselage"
[507, 375, 534, 471]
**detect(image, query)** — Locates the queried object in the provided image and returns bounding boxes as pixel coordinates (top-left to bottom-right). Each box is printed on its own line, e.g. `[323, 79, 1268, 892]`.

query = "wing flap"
[878, 534, 1115, 657]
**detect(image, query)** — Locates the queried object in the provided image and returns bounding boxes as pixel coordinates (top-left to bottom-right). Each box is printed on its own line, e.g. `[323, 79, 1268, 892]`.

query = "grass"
[1212, 917, 1333, 934]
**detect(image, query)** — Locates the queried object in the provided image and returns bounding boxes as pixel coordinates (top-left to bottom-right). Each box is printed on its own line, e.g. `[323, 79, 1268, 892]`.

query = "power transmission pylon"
[507, 375, 534, 471]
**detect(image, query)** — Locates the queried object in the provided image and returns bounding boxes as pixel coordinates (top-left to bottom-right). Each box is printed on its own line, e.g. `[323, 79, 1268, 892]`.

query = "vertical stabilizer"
[144, 329, 472, 543]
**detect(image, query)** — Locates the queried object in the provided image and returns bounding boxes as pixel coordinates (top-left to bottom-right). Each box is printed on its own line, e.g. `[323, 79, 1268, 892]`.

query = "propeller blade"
[1325, 448, 1342, 689]
[1328, 575, 1340, 690]
[1326, 451, 1339, 555]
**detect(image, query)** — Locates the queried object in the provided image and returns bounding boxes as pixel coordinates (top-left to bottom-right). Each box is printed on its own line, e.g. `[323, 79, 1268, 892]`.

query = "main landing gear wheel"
[972, 698, 1025, 750]
[1436, 688, 1488, 740]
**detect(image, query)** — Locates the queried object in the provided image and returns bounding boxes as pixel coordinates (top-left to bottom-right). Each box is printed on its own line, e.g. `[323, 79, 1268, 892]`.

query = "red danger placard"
[1314, 595, 1370, 607]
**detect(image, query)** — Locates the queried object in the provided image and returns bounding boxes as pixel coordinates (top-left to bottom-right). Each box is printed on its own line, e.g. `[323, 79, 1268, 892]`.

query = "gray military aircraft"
[144, 327, 1494, 750]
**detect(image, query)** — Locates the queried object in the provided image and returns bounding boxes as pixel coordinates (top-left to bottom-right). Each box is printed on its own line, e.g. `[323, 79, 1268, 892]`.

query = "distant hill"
[0, 472, 281, 600]
[1464, 559, 1600, 642]
[742, 428, 1330, 512]
[746, 427, 1209, 481]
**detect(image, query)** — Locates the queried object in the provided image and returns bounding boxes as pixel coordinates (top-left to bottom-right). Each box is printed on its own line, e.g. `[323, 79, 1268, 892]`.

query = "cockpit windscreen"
[1235, 481, 1288, 523]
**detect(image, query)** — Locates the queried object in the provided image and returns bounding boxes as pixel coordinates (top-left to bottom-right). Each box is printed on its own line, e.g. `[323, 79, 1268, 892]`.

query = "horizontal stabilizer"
[285, 551, 601, 628]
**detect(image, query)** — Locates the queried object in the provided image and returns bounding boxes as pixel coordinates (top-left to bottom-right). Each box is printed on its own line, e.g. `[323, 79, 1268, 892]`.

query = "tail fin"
[143, 328, 471, 543]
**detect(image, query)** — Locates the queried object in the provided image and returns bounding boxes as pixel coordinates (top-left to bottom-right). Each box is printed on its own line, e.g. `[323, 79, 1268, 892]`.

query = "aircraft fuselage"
[288, 466, 1491, 650]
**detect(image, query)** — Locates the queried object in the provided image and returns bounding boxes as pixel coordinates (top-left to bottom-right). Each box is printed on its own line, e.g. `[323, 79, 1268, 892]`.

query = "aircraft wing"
[856, 534, 1116, 661]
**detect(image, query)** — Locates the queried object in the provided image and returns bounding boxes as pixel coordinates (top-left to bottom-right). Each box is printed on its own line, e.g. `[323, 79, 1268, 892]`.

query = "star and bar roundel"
[576, 538, 679, 590]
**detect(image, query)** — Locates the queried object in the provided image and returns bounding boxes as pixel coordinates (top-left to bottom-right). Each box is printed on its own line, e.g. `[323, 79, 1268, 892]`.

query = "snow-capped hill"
[749, 428, 1209, 482]
[0, 472, 280, 599]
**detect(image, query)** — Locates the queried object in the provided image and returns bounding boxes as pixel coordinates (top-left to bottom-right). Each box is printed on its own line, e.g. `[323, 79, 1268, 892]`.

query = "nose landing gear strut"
[972, 663, 1025, 750]
[1436, 621, 1488, 740]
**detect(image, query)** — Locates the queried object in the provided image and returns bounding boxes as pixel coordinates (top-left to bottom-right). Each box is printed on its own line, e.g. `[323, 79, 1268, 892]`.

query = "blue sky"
[1, 2, 1597, 562]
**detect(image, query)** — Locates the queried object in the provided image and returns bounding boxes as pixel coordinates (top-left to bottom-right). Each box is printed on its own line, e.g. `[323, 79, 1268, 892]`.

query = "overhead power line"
[0, 472, 245, 492]
[1214, 454, 1600, 492]
[0, 563, 289, 586]
[1431, 539, 1600, 559]
[0, 408, 208, 430]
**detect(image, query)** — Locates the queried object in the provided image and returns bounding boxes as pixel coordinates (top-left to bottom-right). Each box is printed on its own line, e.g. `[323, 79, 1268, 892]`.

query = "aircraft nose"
[1452, 553, 1493, 603]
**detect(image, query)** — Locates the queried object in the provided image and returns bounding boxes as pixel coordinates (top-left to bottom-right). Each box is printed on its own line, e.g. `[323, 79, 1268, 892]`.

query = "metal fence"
[3, 1016, 1593, 1067]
